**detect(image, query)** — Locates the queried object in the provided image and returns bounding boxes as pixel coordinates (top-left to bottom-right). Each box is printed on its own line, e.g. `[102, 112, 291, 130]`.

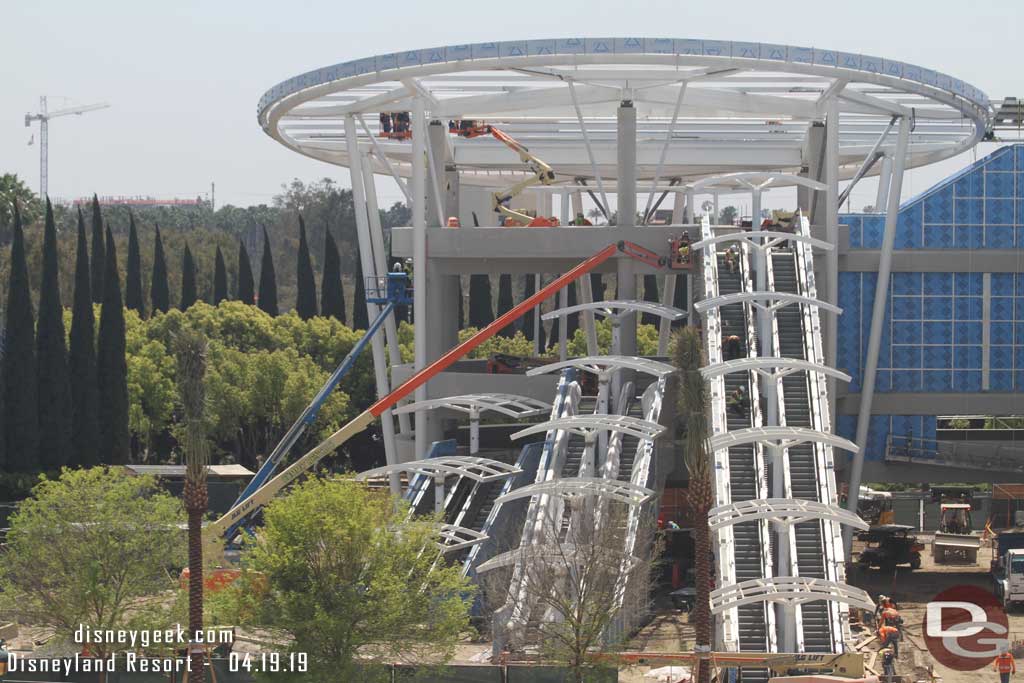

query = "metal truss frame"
[511, 414, 665, 442]
[496, 477, 655, 507]
[708, 426, 859, 455]
[393, 393, 550, 418]
[708, 498, 869, 532]
[700, 357, 851, 384]
[711, 576, 875, 613]
[541, 299, 686, 323]
[527, 355, 675, 379]
[355, 456, 522, 483]
[694, 291, 842, 317]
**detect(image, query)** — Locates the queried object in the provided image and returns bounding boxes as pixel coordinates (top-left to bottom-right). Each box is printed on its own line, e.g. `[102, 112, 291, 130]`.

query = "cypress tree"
[213, 246, 228, 305]
[456, 276, 462, 328]
[151, 224, 170, 314]
[3, 204, 38, 471]
[89, 195, 105, 304]
[468, 274, 494, 328]
[521, 275, 537, 343]
[36, 200, 73, 470]
[497, 274, 515, 337]
[590, 273, 606, 301]
[258, 228, 279, 316]
[69, 208, 99, 467]
[352, 258, 369, 330]
[295, 216, 318, 320]
[97, 227, 130, 465]
[642, 275, 660, 325]
[125, 212, 145, 317]
[237, 239, 255, 304]
[321, 230, 346, 323]
[180, 243, 198, 310]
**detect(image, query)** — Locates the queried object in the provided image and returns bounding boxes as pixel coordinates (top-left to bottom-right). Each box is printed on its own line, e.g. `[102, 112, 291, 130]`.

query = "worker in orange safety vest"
[995, 649, 1016, 683]
[878, 624, 901, 658]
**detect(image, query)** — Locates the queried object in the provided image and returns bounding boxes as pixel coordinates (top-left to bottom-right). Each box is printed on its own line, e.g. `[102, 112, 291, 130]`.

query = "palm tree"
[673, 327, 713, 683]
[175, 329, 209, 682]
[586, 208, 604, 225]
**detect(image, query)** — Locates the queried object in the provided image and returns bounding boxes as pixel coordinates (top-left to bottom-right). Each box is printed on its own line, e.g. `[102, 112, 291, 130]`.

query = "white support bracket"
[708, 498, 869, 532]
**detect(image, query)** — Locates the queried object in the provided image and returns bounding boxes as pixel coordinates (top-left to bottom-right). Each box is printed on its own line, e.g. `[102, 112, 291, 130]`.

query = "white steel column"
[658, 191, 686, 354]
[615, 100, 638, 408]
[875, 155, 893, 212]
[344, 115, 400, 495]
[579, 272, 599, 356]
[845, 114, 911, 550]
[469, 408, 481, 455]
[558, 287, 568, 362]
[412, 98, 428, 465]
[361, 154, 411, 436]
[825, 98, 841, 426]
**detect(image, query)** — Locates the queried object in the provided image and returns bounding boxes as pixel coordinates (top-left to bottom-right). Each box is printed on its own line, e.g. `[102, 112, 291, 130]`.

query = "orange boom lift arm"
[205, 241, 665, 540]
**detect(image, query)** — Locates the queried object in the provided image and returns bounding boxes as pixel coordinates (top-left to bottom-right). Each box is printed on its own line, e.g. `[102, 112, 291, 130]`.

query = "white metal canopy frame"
[354, 456, 522, 483]
[700, 357, 851, 383]
[526, 355, 675, 379]
[475, 544, 641, 574]
[690, 230, 833, 254]
[541, 300, 686, 323]
[708, 498, 869, 531]
[392, 393, 550, 418]
[257, 38, 989, 184]
[510, 414, 666, 442]
[708, 426, 859, 454]
[495, 477, 655, 507]
[694, 291, 843, 317]
[710, 577, 875, 613]
[437, 524, 489, 552]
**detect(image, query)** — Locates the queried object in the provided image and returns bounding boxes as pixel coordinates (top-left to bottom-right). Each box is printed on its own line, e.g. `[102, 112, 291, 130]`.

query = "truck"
[993, 529, 1024, 609]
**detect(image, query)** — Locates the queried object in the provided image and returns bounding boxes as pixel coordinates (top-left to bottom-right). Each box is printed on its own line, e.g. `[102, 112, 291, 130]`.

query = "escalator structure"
[770, 247, 833, 652]
[715, 245, 774, 670]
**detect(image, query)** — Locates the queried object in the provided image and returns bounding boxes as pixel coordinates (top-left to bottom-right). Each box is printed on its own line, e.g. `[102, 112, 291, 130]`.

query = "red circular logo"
[924, 585, 1009, 671]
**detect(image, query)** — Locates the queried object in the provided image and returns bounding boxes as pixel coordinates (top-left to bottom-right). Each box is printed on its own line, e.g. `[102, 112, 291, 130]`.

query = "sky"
[2, 0, 1022, 212]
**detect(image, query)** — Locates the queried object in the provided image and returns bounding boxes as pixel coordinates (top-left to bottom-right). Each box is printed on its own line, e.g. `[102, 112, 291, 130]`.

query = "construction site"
[7, 35, 1024, 683]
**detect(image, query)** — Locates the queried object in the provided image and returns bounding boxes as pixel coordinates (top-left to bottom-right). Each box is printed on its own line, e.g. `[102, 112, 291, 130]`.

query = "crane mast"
[25, 96, 110, 197]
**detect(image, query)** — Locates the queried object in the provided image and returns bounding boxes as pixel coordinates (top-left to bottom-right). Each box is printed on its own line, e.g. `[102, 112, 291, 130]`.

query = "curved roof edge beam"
[694, 291, 842, 317]
[438, 524, 488, 553]
[541, 299, 687, 324]
[690, 230, 834, 254]
[527, 355, 675, 379]
[700, 357, 851, 384]
[710, 576, 875, 614]
[691, 172, 828, 195]
[708, 498, 869, 531]
[708, 426, 859, 454]
[393, 394, 550, 418]
[511, 414, 665, 443]
[495, 477, 655, 507]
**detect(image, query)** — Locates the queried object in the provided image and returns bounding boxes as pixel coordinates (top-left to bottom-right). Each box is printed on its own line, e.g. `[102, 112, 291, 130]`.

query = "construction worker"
[995, 647, 1016, 683]
[878, 623, 901, 658]
[572, 212, 593, 226]
[379, 111, 392, 135]
[725, 245, 740, 274]
[724, 334, 742, 360]
[881, 606, 901, 627]
[880, 647, 896, 683]
[0, 639, 7, 676]
[727, 386, 748, 416]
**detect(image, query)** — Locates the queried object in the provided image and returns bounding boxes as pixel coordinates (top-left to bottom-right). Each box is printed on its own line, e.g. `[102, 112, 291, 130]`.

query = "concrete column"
[579, 271, 599, 356]
[616, 100, 638, 372]
[434, 473, 445, 514]
[361, 155, 411, 437]
[846, 114, 912, 551]
[825, 98, 841, 428]
[802, 122, 826, 221]
[659, 191, 686, 354]
[411, 99, 428, 464]
[560, 189, 570, 225]
[685, 188, 695, 223]
[571, 191, 584, 224]
[345, 115, 399, 495]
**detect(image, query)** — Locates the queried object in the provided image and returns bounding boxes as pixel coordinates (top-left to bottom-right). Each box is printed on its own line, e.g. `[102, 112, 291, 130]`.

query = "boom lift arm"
[455, 123, 557, 225]
[205, 241, 665, 541]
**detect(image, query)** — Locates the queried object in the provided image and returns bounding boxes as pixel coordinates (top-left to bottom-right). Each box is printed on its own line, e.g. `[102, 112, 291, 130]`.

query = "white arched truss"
[691, 172, 828, 194]
[393, 393, 550, 418]
[708, 426, 859, 454]
[438, 524, 489, 552]
[708, 498, 869, 531]
[690, 230, 834, 254]
[527, 356, 675, 379]
[701, 357, 851, 384]
[541, 300, 687, 323]
[710, 577, 875, 614]
[511, 415, 665, 442]
[694, 291, 842, 316]
[496, 477, 655, 507]
[475, 544, 641, 574]
[355, 456, 522, 483]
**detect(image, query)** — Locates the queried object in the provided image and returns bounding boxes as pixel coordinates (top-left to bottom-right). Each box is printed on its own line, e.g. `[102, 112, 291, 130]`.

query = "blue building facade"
[836, 144, 1024, 462]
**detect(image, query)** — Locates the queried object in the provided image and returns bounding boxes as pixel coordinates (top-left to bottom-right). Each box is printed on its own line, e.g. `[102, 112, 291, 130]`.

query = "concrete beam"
[837, 392, 1024, 416]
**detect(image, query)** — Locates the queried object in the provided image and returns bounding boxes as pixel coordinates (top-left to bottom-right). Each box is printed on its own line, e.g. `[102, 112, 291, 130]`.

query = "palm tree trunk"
[175, 330, 209, 683]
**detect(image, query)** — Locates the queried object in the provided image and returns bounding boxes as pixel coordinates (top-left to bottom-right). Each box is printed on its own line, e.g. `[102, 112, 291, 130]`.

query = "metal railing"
[885, 434, 1024, 473]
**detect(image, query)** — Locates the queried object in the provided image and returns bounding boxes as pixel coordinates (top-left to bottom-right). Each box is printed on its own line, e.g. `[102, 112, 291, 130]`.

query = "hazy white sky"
[2, 0, 1022, 211]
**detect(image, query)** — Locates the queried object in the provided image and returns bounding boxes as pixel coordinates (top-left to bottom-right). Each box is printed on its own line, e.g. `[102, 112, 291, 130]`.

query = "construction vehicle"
[450, 120, 558, 226]
[857, 487, 895, 526]
[220, 270, 413, 542]
[931, 488, 981, 564]
[992, 529, 1024, 608]
[856, 525, 923, 571]
[204, 240, 670, 543]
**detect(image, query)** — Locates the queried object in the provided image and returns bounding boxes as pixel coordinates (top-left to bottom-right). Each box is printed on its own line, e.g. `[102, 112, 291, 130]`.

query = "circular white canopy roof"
[259, 38, 990, 187]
